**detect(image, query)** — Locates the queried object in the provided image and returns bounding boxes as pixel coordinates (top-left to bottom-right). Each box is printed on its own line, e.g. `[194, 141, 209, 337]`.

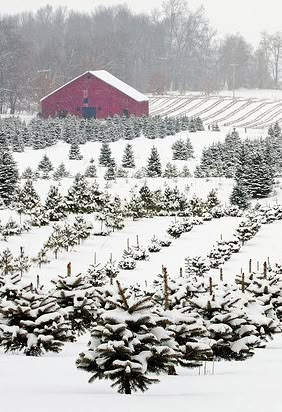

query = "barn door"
[82, 107, 96, 119]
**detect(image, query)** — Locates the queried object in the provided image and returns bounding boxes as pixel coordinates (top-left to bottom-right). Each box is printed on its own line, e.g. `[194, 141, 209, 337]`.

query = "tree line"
[0, 0, 282, 113]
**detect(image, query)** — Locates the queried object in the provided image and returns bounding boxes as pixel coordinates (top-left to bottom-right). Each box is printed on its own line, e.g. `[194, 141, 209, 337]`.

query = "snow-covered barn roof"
[40, 70, 148, 102]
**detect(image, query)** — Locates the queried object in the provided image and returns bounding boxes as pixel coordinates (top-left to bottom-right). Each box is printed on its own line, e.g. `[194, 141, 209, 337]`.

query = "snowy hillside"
[150, 94, 282, 129]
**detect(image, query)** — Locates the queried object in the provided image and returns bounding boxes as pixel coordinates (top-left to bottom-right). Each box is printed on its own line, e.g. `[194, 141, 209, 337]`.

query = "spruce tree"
[0, 289, 73, 355]
[45, 185, 67, 221]
[16, 179, 41, 214]
[172, 139, 188, 160]
[37, 154, 54, 179]
[230, 183, 250, 210]
[146, 146, 162, 177]
[69, 141, 83, 160]
[122, 144, 135, 168]
[64, 173, 91, 213]
[0, 147, 19, 205]
[84, 158, 97, 178]
[53, 163, 70, 180]
[76, 282, 177, 394]
[99, 142, 112, 166]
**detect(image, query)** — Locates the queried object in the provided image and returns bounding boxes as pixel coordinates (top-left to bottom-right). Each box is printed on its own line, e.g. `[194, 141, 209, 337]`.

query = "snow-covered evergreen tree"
[146, 146, 162, 177]
[69, 141, 83, 160]
[84, 158, 97, 178]
[122, 143, 135, 168]
[99, 142, 112, 166]
[37, 154, 53, 178]
[45, 185, 67, 221]
[53, 163, 70, 180]
[76, 282, 177, 394]
[0, 289, 73, 355]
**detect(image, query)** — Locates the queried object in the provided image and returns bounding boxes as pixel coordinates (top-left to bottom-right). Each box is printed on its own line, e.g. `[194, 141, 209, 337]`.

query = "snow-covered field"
[2, 121, 282, 411]
[150, 91, 282, 129]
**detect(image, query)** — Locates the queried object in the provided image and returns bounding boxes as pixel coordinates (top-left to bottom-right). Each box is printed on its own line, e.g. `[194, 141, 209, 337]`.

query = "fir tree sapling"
[69, 141, 83, 160]
[76, 281, 177, 394]
[122, 143, 135, 168]
[146, 146, 162, 177]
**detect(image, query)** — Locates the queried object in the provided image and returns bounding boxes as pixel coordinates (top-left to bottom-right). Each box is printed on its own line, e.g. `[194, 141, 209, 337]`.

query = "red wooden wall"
[41, 72, 149, 119]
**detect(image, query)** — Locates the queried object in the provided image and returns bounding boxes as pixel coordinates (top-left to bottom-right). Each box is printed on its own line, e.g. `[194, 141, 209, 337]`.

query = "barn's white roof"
[40, 70, 148, 102]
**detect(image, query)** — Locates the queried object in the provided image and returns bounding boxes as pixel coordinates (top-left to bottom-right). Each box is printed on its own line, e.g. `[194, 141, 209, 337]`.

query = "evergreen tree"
[0, 148, 19, 205]
[84, 158, 97, 178]
[38, 154, 53, 172]
[21, 167, 36, 180]
[37, 154, 54, 179]
[64, 173, 91, 213]
[163, 162, 178, 178]
[16, 179, 41, 214]
[0, 289, 73, 355]
[230, 183, 251, 210]
[53, 163, 70, 180]
[146, 146, 162, 177]
[45, 185, 67, 221]
[52, 272, 96, 335]
[99, 142, 112, 166]
[122, 144, 135, 168]
[104, 165, 116, 181]
[172, 139, 188, 160]
[76, 282, 177, 394]
[69, 141, 83, 160]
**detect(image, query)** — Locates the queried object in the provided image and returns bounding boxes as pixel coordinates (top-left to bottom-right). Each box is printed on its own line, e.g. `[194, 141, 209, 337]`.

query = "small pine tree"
[76, 282, 177, 394]
[122, 144, 135, 168]
[69, 141, 83, 160]
[99, 142, 112, 166]
[84, 158, 97, 178]
[230, 183, 250, 210]
[147, 146, 162, 177]
[45, 185, 67, 221]
[53, 163, 70, 180]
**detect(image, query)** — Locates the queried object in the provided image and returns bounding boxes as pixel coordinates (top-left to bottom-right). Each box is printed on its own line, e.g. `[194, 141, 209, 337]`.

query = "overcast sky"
[2, 0, 282, 45]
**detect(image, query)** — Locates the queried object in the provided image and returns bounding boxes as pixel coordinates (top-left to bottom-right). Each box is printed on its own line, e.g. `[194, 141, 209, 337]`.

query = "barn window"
[123, 109, 129, 117]
[83, 98, 88, 104]
[87, 74, 91, 79]
[76, 106, 80, 111]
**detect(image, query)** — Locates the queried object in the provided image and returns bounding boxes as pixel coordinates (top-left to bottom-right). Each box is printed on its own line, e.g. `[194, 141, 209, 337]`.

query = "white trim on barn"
[40, 70, 148, 102]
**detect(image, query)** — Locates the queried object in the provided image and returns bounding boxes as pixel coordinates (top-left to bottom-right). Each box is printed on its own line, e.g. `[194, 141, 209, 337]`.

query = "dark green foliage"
[0, 148, 19, 205]
[122, 144, 135, 168]
[146, 146, 162, 177]
[76, 282, 177, 394]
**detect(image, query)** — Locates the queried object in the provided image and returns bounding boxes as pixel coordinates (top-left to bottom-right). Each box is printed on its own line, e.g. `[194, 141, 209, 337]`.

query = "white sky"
[1, 0, 282, 45]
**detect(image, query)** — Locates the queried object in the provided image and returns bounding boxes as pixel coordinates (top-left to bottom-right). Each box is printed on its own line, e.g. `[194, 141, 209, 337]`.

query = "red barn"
[40, 70, 149, 119]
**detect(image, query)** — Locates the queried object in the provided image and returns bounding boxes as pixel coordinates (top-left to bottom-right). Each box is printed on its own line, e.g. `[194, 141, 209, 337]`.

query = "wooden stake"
[242, 273, 245, 293]
[220, 267, 223, 281]
[263, 261, 267, 279]
[67, 262, 71, 276]
[257, 261, 259, 271]
[267, 257, 270, 266]
[36, 275, 40, 289]
[209, 277, 213, 296]
[249, 259, 252, 274]
[136, 235, 139, 249]
[179, 267, 183, 277]
[127, 238, 130, 251]
[94, 252, 97, 265]
[163, 267, 169, 310]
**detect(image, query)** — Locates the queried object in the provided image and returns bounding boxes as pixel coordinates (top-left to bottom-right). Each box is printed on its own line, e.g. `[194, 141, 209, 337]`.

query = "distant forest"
[0, 0, 281, 113]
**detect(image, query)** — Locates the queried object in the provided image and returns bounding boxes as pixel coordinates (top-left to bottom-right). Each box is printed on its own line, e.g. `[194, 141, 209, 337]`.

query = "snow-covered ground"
[150, 91, 282, 129]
